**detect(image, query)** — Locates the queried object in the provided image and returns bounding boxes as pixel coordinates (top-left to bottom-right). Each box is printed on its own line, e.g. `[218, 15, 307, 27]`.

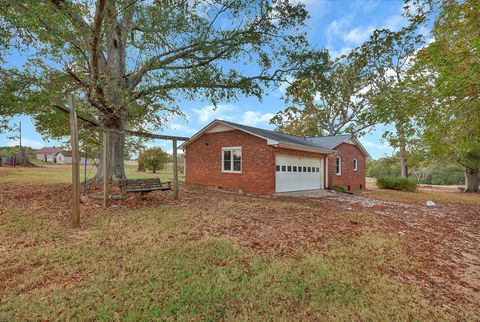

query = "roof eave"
[178, 120, 221, 149]
[330, 136, 372, 159]
[274, 142, 335, 154]
[179, 119, 275, 150]
[179, 119, 337, 154]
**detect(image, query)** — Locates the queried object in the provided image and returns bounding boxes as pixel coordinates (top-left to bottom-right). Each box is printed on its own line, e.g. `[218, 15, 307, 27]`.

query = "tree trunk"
[464, 168, 479, 192]
[396, 123, 408, 178]
[95, 116, 127, 182]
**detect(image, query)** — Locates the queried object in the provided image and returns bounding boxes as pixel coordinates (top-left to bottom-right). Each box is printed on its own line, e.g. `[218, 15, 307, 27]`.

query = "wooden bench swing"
[58, 98, 189, 228]
[119, 177, 171, 193]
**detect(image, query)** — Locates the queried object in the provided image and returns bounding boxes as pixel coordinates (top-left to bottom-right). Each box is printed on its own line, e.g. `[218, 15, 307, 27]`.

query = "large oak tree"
[408, 0, 480, 192]
[271, 51, 378, 137]
[1, 0, 312, 180]
[353, 27, 424, 178]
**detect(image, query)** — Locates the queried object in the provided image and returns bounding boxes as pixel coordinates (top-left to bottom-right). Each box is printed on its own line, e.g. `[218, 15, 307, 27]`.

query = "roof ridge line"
[218, 119, 313, 141]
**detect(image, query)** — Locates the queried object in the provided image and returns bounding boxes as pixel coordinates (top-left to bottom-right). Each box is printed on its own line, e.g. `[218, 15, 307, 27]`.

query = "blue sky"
[0, 0, 410, 159]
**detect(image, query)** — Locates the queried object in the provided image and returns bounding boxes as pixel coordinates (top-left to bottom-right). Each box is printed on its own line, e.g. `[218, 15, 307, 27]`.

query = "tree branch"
[91, 0, 106, 82]
[50, 0, 92, 44]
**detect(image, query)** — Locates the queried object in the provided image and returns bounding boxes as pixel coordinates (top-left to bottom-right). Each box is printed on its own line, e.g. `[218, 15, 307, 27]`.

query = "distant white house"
[36, 147, 63, 163]
[62, 151, 93, 165]
[36, 147, 92, 164]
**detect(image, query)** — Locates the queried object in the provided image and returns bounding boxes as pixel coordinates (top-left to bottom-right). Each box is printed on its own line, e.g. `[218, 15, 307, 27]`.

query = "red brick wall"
[185, 130, 276, 194]
[328, 142, 366, 190]
[184, 130, 330, 195]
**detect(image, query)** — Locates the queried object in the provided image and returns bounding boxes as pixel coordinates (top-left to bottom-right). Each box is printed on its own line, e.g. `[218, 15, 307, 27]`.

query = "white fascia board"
[180, 120, 272, 150]
[275, 142, 335, 154]
[267, 139, 279, 145]
[178, 121, 221, 150]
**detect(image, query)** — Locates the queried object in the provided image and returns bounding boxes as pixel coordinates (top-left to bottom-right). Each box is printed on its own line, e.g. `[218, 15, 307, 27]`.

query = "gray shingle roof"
[306, 135, 352, 150]
[180, 119, 367, 155]
[218, 120, 334, 151]
[37, 147, 63, 154]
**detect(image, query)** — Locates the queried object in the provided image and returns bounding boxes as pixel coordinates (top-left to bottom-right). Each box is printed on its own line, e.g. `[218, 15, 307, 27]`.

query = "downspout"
[325, 157, 329, 188]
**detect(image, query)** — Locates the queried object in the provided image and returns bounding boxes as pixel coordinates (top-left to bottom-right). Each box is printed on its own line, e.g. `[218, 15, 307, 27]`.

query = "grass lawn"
[1, 205, 447, 321]
[364, 179, 480, 204]
[0, 161, 183, 185]
[1, 172, 479, 320]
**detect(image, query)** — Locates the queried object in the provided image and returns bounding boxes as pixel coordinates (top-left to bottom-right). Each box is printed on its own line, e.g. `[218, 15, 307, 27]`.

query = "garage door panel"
[275, 154, 323, 193]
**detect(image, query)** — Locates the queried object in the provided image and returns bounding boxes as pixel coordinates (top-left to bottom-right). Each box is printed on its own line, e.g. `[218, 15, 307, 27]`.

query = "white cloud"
[326, 16, 353, 43]
[417, 25, 433, 44]
[328, 46, 353, 58]
[349, 0, 379, 13]
[326, 16, 372, 46]
[189, 103, 276, 128]
[191, 104, 236, 124]
[360, 138, 391, 151]
[277, 75, 295, 95]
[170, 123, 197, 134]
[7, 137, 44, 149]
[383, 14, 406, 31]
[241, 111, 275, 126]
[326, 9, 408, 47]
[343, 26, 376, 45]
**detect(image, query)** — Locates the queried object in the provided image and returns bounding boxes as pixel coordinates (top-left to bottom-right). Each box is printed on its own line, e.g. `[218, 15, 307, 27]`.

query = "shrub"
[332, 184, 347, 193]
[376, 177, 418, 192]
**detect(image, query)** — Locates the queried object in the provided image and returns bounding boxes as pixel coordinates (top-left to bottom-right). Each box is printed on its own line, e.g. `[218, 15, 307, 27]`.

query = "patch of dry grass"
[0, 162, 184, 185]
[0, 202, 458, 321]
[364, 180, 480, 204]
[363, 188, 480, 205]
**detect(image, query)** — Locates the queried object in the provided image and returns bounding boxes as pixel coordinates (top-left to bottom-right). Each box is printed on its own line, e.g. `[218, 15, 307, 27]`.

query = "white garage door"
[275, 154, 324, 193]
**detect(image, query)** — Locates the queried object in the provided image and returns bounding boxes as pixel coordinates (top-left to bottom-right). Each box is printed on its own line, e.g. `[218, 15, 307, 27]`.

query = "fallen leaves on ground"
[1, 182, 479, 317]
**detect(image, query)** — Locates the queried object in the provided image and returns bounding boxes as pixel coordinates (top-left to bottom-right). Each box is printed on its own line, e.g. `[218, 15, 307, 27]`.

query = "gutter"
[272, 142, 335, 154]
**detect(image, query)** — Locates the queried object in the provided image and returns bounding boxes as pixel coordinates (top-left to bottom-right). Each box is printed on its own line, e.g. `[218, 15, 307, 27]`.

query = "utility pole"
[19, 121, 22, 149]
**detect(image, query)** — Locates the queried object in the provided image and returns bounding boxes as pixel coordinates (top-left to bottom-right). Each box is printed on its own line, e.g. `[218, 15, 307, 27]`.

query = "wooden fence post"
[68, 94, 80, 228]
[173, 139, 179, 200]
[103, 130, 109, 208]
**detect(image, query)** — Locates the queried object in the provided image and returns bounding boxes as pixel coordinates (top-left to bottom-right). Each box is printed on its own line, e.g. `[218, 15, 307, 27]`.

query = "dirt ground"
[1, 183, 479, 317]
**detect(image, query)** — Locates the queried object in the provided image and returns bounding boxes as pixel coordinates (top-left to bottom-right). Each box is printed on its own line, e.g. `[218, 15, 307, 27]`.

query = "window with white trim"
[336, 156, 342, 175]
[222, 147, 242, 173]
[353, 158, 358, 171]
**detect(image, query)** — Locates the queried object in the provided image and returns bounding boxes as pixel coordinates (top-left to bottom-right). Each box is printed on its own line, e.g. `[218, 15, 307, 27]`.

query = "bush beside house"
[376, 177, 418, 192]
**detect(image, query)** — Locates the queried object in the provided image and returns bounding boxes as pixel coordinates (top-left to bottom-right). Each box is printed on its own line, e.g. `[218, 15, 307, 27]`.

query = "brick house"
[180, 120, 370, 195]
[309, 135, 369, 191]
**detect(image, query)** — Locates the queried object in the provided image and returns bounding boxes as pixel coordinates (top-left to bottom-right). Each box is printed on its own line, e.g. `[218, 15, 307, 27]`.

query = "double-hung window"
[222, 147, 242, 173]
[336, 156, 342, 175]
[353, 158, 358, 171]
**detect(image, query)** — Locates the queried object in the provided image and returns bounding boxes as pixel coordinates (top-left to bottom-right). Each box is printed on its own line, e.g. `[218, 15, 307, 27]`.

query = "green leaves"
[1, 0, 311, 134]
[412, 0, 480, 171]
[138, 147, 170, 173]
[271, 50, 377, 137]
[1, 0, 312, 177]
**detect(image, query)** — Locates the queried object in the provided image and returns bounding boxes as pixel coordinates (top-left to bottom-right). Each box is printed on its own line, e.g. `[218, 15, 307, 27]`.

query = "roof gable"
[308, 135, 371, 159]
[180, 120, 333, 153]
